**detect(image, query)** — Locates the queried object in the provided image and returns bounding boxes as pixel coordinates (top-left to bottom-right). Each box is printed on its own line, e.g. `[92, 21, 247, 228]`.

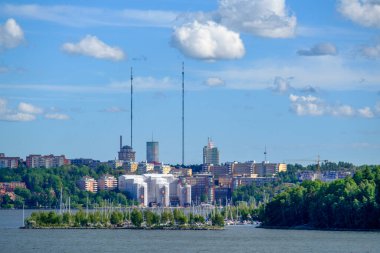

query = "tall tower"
[146, 141, 159, 163]
[182, 62, 185, 166]
[203, 138, 220, 165]
[130, 67, 133, 148]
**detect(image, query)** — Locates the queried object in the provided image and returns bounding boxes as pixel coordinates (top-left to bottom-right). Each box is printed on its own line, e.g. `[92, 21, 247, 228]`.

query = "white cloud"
[205, 77, 225, 87]
[171, 21, 245, 60]
[357, 107, 374, 118]
[289, 94, 376, 118]
[360, 41, 380, 59]
[0, 4, 178, 28]
[338, 0, 380, 28]
[0, 98, 36, 121]
[18, 102, 43, 114]
[272, 76, 292, 93]
[217, 0, 296, 38]
[297, 43, 338, 56]
[62, 35, 125, 61]
[0, 98, 70, 121]
[45, 113, 69, 120]
[0, 18, 24, 49]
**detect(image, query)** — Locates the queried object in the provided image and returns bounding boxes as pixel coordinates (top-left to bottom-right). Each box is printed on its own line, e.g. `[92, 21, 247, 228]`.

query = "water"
[0, 210, 379, 253]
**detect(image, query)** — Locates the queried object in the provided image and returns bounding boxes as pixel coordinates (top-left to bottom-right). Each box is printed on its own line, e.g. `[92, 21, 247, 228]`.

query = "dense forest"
[261, 165, 380, 229]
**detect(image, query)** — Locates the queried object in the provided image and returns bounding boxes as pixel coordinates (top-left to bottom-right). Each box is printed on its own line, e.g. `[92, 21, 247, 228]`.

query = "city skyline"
[0, 0, 380, 165]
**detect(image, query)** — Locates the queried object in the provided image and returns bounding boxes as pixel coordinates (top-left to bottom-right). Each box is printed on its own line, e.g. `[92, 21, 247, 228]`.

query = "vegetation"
[24, 208, 223, 229]
[260, 165, 380, 229]
[0, 165, 134, 209]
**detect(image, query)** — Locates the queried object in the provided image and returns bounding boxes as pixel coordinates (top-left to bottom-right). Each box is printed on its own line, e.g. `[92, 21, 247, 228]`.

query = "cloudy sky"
[0, 0, 379, 165]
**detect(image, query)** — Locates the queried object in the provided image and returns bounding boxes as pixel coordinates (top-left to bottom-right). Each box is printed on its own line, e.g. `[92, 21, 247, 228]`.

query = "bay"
[0, 210, 379, 253]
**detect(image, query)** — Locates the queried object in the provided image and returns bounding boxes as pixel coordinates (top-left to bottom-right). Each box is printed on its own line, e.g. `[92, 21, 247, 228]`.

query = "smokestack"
[120, 135, 122, 149]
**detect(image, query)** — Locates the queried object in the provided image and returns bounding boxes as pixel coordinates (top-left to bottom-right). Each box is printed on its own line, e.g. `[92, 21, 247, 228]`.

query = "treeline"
[0, 165, 131, 209]
[261, 166, 380, 229]
[25, 208, 224, 228]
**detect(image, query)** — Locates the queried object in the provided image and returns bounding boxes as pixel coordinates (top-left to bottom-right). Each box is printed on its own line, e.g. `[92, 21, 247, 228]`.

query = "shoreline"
[259, 225, 380, 232]
[20, 225, 224, 230]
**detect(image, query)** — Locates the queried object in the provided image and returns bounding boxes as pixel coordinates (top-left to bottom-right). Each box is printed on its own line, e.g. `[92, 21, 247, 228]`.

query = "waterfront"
[1, 210, 379, 253]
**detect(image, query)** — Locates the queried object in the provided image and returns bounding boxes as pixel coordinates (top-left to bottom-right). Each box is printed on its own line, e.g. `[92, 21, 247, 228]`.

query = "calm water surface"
[0, 210, 379, 253]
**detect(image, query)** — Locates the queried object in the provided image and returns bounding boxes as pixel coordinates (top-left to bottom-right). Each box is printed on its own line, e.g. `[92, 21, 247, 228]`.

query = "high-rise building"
[203, 138, 219, 165]
[146, 141, 159, 163]
[0, 153, 21, 169]
[118, 136, 136, 162]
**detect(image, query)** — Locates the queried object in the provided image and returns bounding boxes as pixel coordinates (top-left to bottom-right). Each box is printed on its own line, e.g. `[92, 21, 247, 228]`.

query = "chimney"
[120, 135, 122, 149]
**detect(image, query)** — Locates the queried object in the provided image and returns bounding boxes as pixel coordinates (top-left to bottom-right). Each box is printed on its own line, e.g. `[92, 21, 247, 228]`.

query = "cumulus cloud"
[62, 35, 125, 61]
[338, 0, 380, 28]
[171, 21, 245, 60]
[0, 18, 24, 49]
[357, 107, 374, 118]
[45, 113, 70, 120]
[0, 98, 69, 121]
[204, 77, 225, 87]
[216, 0, 297, 38]
[297, 43, 338, 56]
[0, 98, 36, 121]
[289, 94, 376, 118]
[18, 102, 43, 114]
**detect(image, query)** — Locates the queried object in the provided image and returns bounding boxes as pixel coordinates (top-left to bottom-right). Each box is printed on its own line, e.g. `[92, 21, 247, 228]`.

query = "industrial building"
[118, 136, 136, 162]
[118, 174, 191, 207]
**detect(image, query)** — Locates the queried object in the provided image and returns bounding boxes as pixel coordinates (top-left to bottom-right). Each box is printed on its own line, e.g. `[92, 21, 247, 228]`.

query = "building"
[206, 164, 231, 177]
[232, 177, 278, 189]
[118, 175, 147, 206]
[254, 162, 287, 177]
[154, 163, 172, 174]
[77, 176, 98, 193]
[170, 167, 192, 177]
[118, 136, 136, 162]
[118, 174, 191, 207]
[137, 161, 154, 175]
[97, 175, 117, 191]
[146, 141, 159, 163]
[70, 158, 100, 168]
[231, 162, 256, 177]
[185, 174, 214, 204]
[0, 153, 20, 169]
[203, 138, 219, 165]
[0, 182, 26, 192]
[123, 161, 139, 173]
[26, 154, 69, 168]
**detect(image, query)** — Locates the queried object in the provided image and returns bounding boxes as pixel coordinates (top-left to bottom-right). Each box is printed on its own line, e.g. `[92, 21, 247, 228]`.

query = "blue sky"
[0, 0, 379, 165]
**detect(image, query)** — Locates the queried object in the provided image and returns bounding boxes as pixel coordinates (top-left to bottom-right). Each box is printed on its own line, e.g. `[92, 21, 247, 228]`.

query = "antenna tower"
[182, 62, 185, 166]
[130, 67, 133, 148]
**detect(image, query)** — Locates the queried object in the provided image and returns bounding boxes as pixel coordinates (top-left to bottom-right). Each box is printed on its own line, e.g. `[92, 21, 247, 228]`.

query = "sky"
[0, 0, 379, 165]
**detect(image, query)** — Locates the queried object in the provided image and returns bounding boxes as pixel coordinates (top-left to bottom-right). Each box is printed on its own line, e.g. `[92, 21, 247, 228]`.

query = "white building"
[118, 175, 148, 206]
[118, 174, 191, 207]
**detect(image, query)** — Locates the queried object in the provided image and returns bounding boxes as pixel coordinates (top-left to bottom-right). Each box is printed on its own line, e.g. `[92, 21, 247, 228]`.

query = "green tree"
[131, 209, 143, 227]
